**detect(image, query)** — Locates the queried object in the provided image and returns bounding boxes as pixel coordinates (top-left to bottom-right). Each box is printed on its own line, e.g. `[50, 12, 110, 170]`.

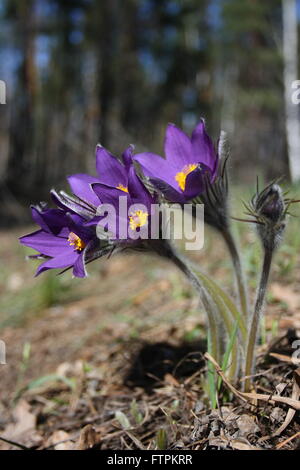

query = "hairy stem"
[170, 251, 220, 363]
[222, 228, 248, 320]
[244, 248, 273, 392]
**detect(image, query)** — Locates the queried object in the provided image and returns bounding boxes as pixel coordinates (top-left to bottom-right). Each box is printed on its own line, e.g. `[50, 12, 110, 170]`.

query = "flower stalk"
[222, 228, 248, 320]
[244, 247, 273, 392]
[197, 144, 248, 321]
[168, 248, 220, 363]
[170, 248, 245, 381]
[243, 183, 287, 392]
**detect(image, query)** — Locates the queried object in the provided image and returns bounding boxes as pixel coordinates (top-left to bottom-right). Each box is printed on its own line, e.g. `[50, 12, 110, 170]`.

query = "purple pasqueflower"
[67, 144, 134, 204]
[133, 120, 218, 203]
[19, 205, 101, 278]
[89, 165, 157, 242]
[49, 146, 134, 222]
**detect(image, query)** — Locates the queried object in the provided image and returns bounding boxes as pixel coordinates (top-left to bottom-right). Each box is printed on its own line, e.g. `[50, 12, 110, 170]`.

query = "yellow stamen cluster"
[129, 210, 149, 231]
[116, 184, 129, 193]
[68, 232, 86, 251]
[175, 163, 198, 191]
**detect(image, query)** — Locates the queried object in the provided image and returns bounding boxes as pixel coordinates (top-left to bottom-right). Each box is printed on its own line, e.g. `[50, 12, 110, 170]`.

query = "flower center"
[68, 232, 86, 251]
[116, 184, 128, 193]
[129, 210, 149, 231]
[175, 163, 198, 191]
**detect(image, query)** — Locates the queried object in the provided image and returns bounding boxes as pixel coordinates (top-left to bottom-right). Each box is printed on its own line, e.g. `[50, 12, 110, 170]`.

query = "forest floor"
[0, 214, 300, 450]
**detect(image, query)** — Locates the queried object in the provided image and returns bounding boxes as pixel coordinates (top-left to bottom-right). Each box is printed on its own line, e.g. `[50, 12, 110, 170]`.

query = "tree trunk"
[282, 0, 300, 182]
[6, 0, 37, 197]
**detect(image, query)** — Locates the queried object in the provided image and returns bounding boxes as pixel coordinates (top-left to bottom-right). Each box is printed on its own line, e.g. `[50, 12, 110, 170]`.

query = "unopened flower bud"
[253, 183, 286, 251]
[255, 184, 285, 223]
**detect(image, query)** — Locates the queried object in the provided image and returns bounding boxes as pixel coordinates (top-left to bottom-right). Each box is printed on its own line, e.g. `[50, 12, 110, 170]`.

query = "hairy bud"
[252, 183, 287, 252]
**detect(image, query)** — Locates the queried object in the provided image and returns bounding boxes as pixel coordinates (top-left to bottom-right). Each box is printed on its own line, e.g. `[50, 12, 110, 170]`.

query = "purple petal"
[127, 166, 154, 208]
[35, 251, 78, 276]
[183, 165, 209, 200]
[191, 120, 217, 170]
[122, 145, 134, 169]
[64, 213, 95, 243]
[20, 230, 74, 257]
[91, 205, 128, 241]
[91, 183, 131, 214]
[96, 145, 127, 187]
[85, 216, 103, 227]
[73, 238, 99, 277]
[72, 252, 87, 278]
[67, 174, 101, 206]
[134, 152, 178, 189]
[164, 123, 193, 167]
[148, 178, 186, 203]
[31, 207, 70, 235]
[31, 206, 51, 233]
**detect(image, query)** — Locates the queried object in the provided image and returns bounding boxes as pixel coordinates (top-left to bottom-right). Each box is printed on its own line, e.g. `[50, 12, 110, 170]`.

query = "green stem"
[244, 248, 273, 392]
[222, 228, 248, 320]
[170, 251, 220, 363]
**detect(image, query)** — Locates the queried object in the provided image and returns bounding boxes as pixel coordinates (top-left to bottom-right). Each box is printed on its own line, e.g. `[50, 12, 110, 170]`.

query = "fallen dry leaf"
[273, 368, 300, 438]
[0, 400, 39, 450]
[164, 373, 180, 387]
[75, 424, 99, 450]
[269, 352, 300, 364]
[236, 414, 260, 436]
[230, 438, 261, 451]
[47, 430, 74, 450]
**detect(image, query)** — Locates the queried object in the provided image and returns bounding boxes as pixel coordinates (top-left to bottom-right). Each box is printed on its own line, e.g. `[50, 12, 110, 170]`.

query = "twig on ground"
[205, 353, 300, 410]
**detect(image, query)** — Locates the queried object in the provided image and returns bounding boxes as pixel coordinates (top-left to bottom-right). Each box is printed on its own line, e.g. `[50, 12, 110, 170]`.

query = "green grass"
[0, 270, 74, 328]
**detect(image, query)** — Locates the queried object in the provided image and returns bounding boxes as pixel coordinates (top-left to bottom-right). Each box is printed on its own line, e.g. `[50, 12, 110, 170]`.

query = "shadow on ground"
[125, 340, 206, 391]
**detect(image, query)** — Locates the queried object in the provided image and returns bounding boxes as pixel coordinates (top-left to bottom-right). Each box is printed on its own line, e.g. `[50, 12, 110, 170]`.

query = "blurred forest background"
[0, 0, 300, 225]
